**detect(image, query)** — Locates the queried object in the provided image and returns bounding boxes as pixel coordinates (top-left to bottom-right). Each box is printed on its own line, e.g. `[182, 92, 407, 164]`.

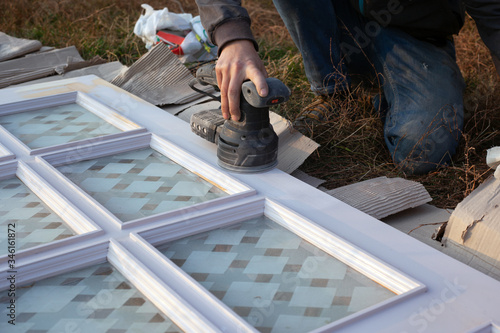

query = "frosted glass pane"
[158, 216, 396, 332]
[58, 148, 228, 222]
[0, 263, 183, 332]
[0, 177, 75, 254]
[0, 103, 121, 148]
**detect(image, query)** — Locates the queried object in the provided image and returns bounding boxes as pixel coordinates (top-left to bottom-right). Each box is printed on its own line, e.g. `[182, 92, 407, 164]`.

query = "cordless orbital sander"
[189, 63, 290, 173]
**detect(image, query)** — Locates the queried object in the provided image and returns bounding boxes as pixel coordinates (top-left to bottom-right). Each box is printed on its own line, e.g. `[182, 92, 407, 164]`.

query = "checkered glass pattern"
[0, 263, 183, 332]
[0, 177, 75, 254]
[57, 148, 228, 222]
[159, 216, 396, 333]
[0, 103, 121, 149]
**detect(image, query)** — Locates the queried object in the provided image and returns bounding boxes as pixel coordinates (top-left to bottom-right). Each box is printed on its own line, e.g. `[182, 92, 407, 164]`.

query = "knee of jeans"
[387, 128, 460, 175]
[384, 101, 464, 174]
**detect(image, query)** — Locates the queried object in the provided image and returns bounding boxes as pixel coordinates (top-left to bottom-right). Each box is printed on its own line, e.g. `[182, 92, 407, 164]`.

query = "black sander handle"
[195, 63, 218, 88]
[241, 78, 290, 108]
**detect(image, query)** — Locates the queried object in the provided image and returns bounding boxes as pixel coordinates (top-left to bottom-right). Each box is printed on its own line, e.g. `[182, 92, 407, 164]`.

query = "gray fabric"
[0, 32, 42, 62]
[195, 0, 254, 48]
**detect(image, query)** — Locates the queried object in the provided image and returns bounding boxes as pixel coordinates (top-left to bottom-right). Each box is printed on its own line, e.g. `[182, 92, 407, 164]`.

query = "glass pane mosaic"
[0, 177, 75, 255]
[0, 103, 121, 149]
[0, 262, 184, 333]
[57, 148, 228, 222]
[158, 216, 396, 333]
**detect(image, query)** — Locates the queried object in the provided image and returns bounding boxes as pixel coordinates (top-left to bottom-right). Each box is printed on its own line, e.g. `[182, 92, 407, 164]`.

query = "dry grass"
[0, 0, 199, 65]
[1, 0, 499, 208]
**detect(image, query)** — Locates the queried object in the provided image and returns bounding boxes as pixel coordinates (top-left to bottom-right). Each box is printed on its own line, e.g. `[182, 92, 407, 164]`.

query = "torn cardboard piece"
[111, 43, 212, 105]
[0, 32, 42, 62]
[441, 241, 500, 281]
[291, 169, 325, 188]
[270, 112, 320, 174]
[442, 175, 500, 280]
[0, 46, 89, 88]
[15, 61, 126, 87]
[326, 176, 432, 219]
[383, 204, 451, 248]
[34, 46, 56, 54]
[61, 55, 107, 73]
[0, 46, 82, 72]
[444, 176, 500, 247]
[0, 67, 57, 88]
[382, 204, 500, 282]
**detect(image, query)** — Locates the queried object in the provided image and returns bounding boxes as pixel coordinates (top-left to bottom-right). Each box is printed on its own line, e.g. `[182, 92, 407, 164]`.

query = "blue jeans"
[273, 0, 465, 175]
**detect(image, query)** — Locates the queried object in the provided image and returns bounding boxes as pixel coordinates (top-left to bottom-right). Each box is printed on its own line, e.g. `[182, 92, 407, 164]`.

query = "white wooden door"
[0, 75, 498, 333]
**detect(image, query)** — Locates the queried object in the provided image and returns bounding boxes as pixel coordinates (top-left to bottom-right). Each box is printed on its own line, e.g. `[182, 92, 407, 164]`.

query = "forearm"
[195, 0, 258, 55]
[194, 0, 267, 121]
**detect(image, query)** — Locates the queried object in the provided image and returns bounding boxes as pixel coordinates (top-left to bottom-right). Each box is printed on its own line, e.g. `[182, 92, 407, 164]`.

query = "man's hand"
[215, 40, 268, 121]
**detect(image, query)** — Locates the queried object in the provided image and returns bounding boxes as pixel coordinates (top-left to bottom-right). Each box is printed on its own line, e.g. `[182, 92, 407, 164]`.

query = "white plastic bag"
[179, 31, 202, 54]
[177, 16, 217, 62]
[190, 16, 210, 44]
[133, 4, 218, 62]
[134, 4, 192, 49]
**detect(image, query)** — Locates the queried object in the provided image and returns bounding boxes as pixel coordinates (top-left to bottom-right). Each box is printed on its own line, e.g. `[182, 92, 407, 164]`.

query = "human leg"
[273, 0, 371, 133]
[369, 30, 465, 174]
[272, 0, 351, 94]
[273, 0, 464, 175]
[330, 7, 465, 174]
